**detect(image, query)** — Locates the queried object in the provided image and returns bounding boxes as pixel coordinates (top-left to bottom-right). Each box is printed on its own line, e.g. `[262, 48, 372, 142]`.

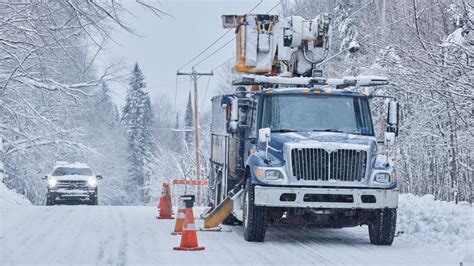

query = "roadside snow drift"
[397, 194, 473, 262]
[0, 182, 31, 207]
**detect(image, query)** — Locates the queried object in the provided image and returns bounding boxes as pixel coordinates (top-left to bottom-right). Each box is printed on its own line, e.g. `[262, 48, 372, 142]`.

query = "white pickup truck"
[44, 162, 102, 205]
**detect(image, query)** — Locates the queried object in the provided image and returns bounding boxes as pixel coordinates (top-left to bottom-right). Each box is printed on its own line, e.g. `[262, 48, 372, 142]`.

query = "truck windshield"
[260, 95, 374, 135]
[53, 167, 92, 176]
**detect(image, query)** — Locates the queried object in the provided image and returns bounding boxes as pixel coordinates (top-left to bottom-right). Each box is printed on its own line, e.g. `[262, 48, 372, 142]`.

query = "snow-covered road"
[0, 205, 464, 265]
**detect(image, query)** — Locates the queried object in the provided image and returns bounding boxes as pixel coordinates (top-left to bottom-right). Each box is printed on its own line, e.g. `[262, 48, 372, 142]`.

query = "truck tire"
[369, 208, 397, 245]
[243, 178, 266, 242]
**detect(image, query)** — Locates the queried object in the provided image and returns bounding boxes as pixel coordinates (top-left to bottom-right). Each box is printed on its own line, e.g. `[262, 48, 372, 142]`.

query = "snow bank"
[0, 182, 31, 207]
[397, 194, 473, 262]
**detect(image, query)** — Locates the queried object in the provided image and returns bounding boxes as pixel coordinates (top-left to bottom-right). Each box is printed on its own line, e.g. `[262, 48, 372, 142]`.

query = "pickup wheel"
[90, 197, 98, 205]
[45, 197, 54, 206]
[368, 208, 397, 245]
[243, 178, 266, 242]
[90, 193, 98, 205]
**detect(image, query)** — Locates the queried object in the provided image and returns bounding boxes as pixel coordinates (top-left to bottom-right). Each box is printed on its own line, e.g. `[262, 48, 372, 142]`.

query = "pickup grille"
[56, 180, 88, 189]
[291, 148, 367, 182]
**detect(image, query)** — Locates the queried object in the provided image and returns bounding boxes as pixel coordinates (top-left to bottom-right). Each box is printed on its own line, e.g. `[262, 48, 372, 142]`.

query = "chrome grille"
[56, 180, 88, 188]
[291, 148, 367, 182]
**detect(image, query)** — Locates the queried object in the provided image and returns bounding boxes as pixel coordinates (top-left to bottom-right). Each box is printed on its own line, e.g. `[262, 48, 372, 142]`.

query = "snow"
[55, 161, 90, 169]
[348, 40, 360, 51]
[0, 182, 31, 207]
[442, 28, 466, 47]
[50, 175, 91, 181]
[1, 190, 472, 265]
[397, 193, 474, 263]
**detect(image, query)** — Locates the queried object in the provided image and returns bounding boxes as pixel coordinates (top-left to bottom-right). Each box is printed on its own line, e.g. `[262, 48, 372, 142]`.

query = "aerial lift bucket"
[201, 181, 244, 231]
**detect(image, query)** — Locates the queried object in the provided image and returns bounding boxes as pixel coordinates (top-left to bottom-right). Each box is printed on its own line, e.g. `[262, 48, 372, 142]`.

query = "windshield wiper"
[272, 129, 297, 133]
[312, 129, 345, 133]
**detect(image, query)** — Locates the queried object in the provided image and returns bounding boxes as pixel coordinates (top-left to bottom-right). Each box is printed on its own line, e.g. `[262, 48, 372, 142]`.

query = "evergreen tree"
[96, 82, 119, 128]
[172, 113, 182, 153]
[121, 63, 156, 203]
[183, 90, 194, 146]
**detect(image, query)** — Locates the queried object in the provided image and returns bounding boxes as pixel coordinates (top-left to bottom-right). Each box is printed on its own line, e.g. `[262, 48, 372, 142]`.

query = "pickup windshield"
[260, 94, 374, 135]
[53, 167, 92, 176]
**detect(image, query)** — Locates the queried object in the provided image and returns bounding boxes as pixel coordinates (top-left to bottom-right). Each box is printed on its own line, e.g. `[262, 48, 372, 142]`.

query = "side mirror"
[258, 128, 271, 143]
[42, 175, 48, 180]
[96, 175, 103, 180]
[387, 99, 399, 136]
[384, 132, 396, 147]
[226, 96, 239, 133]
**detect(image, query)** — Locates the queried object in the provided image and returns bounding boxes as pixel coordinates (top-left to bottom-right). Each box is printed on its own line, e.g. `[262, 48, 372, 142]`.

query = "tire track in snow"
[268, 227, 337, 264]
[96, 206, 118, 264]
[116, 208, 129, 266]
[2, 205, 462, 265]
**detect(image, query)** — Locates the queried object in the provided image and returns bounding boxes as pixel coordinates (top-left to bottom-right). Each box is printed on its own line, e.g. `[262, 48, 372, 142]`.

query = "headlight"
[48, 178, 57, 188]
[265, 170, 283, 180]
[255, 167, 284, 181]
[87, 177, 97, 187]
[374, 173, 390, 183]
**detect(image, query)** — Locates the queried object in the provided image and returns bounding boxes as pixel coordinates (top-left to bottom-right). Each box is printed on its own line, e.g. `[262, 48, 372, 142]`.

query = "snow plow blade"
[202, 181, 244, 230]
[203, 197, 234, 230]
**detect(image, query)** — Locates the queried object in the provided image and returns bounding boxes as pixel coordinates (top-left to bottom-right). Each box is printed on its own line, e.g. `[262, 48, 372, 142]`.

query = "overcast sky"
[99, 0, 280, 114]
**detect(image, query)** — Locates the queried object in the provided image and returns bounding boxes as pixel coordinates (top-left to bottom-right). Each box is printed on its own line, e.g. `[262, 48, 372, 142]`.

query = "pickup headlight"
[374, 173, 390, 183]
[255, 167, 284, 181]
[87, 177, 97, 187]
[48, 177, 57, 188]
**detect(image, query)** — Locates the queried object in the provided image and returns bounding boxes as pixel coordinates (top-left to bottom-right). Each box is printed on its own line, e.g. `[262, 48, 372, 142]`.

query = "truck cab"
[209, 77, 399, 244]
[44, 162, 102, 205]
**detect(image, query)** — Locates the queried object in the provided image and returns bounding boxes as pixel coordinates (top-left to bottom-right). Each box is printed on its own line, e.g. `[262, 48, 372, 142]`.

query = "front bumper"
[48, 188, 96, 201]
[254, 186, 398, 209]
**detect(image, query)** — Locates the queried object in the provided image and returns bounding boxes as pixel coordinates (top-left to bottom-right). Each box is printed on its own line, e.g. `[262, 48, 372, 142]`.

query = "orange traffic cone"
[156, 183, 174, 219]
[171, 196, 186, 235]
[173, 195, 205, 251]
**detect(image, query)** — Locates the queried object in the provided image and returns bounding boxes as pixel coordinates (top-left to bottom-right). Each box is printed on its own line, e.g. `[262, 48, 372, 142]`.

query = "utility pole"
[176, 67, 213, 206]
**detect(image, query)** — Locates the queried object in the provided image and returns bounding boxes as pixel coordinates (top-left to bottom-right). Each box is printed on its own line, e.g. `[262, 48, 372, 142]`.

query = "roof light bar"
[232, 75, 388, 88]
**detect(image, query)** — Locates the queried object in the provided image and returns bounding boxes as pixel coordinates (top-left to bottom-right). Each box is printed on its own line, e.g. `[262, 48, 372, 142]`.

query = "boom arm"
[222, 13, 331, 77]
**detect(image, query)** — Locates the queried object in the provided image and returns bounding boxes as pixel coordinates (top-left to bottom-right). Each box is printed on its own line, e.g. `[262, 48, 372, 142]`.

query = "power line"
[174, 0, 282, 115]
[192, 37, 235, 68]
[200, 75, 212, 110]
[177, 29, 234, 71]
[156, 80, 189, 88]
[205, 0, 282, 71]
[176, 0, 263, 71]
[173, 75, 179, 112]
[267, 0, 282, 13]
[213, 56, 235, 71]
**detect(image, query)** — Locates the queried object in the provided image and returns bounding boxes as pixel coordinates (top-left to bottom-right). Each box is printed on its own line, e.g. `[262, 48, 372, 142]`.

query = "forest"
[0, 0, 472, 205]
